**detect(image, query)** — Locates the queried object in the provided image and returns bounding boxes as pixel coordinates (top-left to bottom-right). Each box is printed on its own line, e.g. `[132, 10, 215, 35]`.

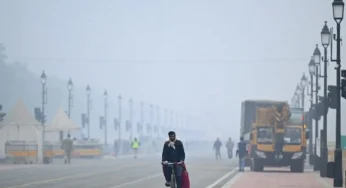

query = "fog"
[0, 0, 345, 143]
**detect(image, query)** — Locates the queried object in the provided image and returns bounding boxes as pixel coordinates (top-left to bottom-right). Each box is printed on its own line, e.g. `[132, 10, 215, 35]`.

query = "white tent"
[44, 107, 80, 141]
[0, 99, 42, 159]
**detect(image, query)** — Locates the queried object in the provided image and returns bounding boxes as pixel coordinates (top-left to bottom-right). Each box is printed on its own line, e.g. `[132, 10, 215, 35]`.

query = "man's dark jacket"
[162, 140, 186, 162]
[236, 141, 247, 158]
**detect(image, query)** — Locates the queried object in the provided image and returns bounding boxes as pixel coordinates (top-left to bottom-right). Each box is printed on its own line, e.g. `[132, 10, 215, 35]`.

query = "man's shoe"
[165, 182, 171, 187]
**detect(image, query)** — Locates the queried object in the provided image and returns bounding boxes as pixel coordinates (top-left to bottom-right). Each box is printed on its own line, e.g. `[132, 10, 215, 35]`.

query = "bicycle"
[162, 161, 183, 188]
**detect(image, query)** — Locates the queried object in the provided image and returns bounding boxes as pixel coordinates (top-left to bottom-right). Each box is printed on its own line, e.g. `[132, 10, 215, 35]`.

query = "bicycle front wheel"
[170, 173, 176, 188]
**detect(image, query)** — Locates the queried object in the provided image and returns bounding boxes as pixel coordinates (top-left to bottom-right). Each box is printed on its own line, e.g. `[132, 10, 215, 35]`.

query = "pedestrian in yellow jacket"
[131, 138, 140, 159]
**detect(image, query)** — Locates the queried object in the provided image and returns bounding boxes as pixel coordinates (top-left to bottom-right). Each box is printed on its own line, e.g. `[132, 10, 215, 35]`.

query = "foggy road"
[0, 153, 238, 188]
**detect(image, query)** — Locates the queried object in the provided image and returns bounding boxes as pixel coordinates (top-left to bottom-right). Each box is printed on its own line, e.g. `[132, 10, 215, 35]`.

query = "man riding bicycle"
[162, 131, 185, 188]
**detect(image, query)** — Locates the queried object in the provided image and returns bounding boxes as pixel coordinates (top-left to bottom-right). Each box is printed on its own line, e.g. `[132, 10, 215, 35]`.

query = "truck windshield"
[257, 127, 273, 144]
[284, 127, 302, 145]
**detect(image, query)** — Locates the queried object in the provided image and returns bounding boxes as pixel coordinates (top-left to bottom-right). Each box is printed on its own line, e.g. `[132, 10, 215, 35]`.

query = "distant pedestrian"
[61, 134, 74, 164]
[213, 138, 222, 160]
[131, 137, 140, 159]
[226, 137, 234, 159]
[236, 136, 247, 172]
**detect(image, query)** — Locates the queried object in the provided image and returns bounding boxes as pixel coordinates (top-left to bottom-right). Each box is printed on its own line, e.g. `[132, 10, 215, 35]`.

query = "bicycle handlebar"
[161, 161, 183, 165]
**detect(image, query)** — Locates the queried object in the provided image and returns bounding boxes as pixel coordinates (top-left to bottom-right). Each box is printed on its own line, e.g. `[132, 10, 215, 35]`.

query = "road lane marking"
[4, 163, 153, 188]
[220, 172, 243, 188]
[109, 173, 162, 188]
[205, 168, 238, 188]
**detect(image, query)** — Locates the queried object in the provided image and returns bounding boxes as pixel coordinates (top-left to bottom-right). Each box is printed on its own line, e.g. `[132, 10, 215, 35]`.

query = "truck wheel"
[249, 159, 254, 171]
[290, 160, 304, 173]
[253, 159, 263, 172]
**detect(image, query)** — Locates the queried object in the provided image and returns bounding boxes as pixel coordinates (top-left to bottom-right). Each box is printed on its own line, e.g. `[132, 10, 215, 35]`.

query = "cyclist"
[131, 137, 140, 159]
[162, 131, 185, 188]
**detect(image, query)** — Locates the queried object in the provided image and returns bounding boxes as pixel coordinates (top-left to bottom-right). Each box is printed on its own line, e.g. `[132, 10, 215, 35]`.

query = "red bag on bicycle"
[181, 163, 190, 188]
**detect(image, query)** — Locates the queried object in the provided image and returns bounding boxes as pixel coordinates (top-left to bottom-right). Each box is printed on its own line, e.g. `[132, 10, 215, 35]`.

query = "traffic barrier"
[5, 141, 38, 164]
[73, 140, 103, 158]
[50, 143, 64, 158]
[43, 143, 54, 164]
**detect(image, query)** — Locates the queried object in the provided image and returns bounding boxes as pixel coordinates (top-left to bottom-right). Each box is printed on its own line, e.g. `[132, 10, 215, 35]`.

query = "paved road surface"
[0, 153, 237, 188]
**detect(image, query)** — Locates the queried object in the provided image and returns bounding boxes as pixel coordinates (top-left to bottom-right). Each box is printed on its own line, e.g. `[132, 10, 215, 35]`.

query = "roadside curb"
[205, 168, 239, 188]
[220, 172, 243, 188]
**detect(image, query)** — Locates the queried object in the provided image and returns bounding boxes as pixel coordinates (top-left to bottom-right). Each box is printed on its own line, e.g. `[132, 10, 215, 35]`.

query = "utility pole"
[314, 48, 320, 171]
[67, 78, 73, 135]
[129, 99, 133, 141]
[140, 102, 144, 137]
[118, 95, 122, 153]
[331, 1, 344, 186]
[150, 104, 153, 137]
[308, 57, 315, 164]
[86, 85, 91, 139]
[104, 90, 108, 146]
[320, 21, 331, 178]
[40, 71, 47, 163]
[301, 80, 305, 110]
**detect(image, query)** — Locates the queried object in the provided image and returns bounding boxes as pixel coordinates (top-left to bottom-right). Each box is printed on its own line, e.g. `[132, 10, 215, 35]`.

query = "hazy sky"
[0, 0, 345, 141]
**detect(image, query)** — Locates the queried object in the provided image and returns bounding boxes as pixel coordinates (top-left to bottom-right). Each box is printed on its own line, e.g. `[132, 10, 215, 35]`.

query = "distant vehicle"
[241, 100, 309, 172]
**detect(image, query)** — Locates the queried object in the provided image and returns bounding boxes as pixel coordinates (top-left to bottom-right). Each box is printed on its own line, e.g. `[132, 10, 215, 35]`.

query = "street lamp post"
[156, 106, 160, 137]
[300, 73, 308, 110]
[129, 99, 133, 141]
[118, 95, 122, 153]
[40, 71, 47, 163]
[67, 78, 73, 117]
[293, 94, 298, 108]
[331, 0, 344, 186]
[308, 57, 316, 164]
[86, 85, 91, 139]
[299, 73, 308, 156]
[295, 84, 302, 108]
[150, 104, 153, 137]
[140, 102, 144, 138]
[67, 78, 73, 135]
[320, 21, 331, 178]
[104, 90, 108, 146]
[313, 44, 321, 171]
[291, 95, 296, 108]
